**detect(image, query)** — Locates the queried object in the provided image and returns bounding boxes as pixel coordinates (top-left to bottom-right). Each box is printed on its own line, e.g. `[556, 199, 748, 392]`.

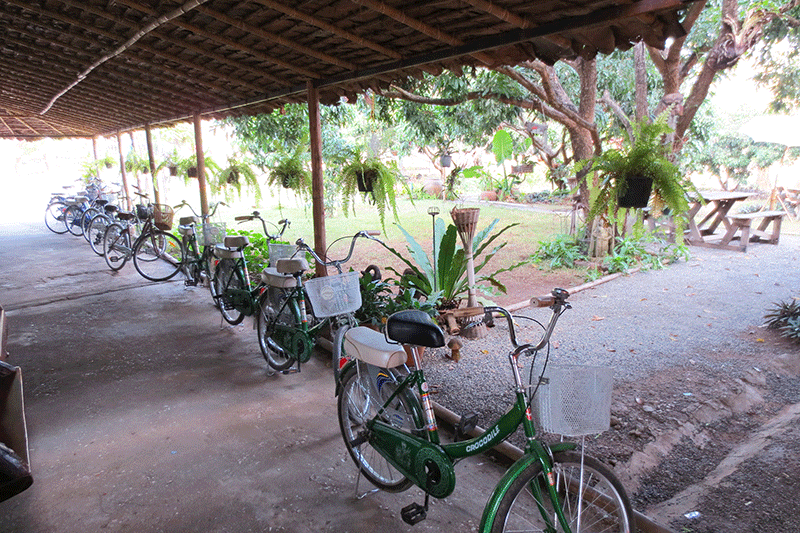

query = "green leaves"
[381, 218, 524, 308]
[492, 129, 514, 164]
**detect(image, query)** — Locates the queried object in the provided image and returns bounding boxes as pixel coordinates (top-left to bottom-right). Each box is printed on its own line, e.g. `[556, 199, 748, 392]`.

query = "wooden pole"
[307, 81, 327, 277]
[92, 137, 100, 181]
[128, 131, 143, 195]
[145, 124, 161, 205]
[194, 112, 209, 216]
[116, 132, 132, 210]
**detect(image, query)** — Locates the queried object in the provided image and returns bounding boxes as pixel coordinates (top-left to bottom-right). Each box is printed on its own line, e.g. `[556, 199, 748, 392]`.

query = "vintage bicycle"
[257, 230, 380, 372]
[336, 288, 634, 532]
[210, 212, 289, 325]
[172, 200, 227, 289]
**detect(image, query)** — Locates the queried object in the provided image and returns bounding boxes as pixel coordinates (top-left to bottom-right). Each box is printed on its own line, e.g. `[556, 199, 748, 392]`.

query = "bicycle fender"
[478, 453, 542, 532]
[334, 359, 357, 397]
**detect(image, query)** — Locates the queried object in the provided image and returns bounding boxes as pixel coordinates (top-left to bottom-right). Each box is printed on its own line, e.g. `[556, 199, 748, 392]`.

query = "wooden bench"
[719, 211, 786, 252]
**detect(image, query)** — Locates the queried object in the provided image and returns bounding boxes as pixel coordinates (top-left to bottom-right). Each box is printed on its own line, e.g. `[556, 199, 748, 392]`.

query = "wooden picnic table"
[686, 191, 785, 251]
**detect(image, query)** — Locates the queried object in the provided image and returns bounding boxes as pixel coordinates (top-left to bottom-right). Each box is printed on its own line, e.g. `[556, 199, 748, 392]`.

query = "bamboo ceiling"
[0, 0, 692, 139]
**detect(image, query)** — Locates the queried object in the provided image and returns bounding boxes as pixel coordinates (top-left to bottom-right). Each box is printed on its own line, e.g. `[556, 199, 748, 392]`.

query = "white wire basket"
[533, 364, 613, 437]
[199, 222, 226, 246]
[304, 271, 361, 318]
[268, 243, 298, 267]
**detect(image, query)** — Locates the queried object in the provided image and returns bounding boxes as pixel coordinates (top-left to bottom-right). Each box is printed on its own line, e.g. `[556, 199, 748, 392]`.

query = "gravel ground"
[421, 234, 800, 530]
[426, 234, 800, 418]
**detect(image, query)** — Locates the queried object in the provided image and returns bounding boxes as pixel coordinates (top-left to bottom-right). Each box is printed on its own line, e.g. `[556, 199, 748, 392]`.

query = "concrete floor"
[0, 224, 503, 532]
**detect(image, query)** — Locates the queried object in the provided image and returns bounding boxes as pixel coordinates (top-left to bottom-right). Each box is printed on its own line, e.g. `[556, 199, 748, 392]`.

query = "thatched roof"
[0, 0, 692, 139]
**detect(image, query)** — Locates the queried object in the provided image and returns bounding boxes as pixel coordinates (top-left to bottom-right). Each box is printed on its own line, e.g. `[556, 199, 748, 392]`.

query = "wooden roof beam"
[115, 0, 320, 80]
[194, 5, 358, 70]
[249, 0, 402, 60]
[1, 48, 200, 122]
[349, 0, 495, 66]
[1, 28, 219, 113]
[47, 0, 281, 93]
[6, 0, 273, 97]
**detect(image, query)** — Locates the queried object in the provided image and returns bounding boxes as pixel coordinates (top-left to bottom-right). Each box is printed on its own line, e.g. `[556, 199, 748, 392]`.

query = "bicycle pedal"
[401, 503, 427, 525]
[455, 412, 479, 441]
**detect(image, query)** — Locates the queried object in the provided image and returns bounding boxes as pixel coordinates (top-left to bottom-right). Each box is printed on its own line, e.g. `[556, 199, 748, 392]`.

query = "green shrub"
[532, 234, 586, 269]
[765, 299, 800, 342]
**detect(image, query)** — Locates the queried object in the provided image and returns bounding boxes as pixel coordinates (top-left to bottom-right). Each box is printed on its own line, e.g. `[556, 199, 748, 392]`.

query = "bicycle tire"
[206, 253, 220, 306]
[87, 214, 111, 255]
[44, 202, 69, 234]
[81, 207, 100, 242]
[180, 235, 196, 283]
[257, 294, 294, 371]
[132, 230, 183, 281]
[489, 450, 634, 533]
[64, 205, 84, 236]
[211, 258, 245, 324]
[103, 223, 130, 271]
[337, 362, 418, 492]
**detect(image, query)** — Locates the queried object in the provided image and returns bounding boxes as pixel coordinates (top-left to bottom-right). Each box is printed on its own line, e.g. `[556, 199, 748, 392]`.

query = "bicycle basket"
[533, 364, 612, 436]
[268, 243, 297, 267]
[304, 271, 361, 318]
[199, 222, 226, 246]
[152, 204, 174, 231]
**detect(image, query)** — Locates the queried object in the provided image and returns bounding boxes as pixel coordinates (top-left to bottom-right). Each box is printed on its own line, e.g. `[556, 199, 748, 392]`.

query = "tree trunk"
[634, 43, 648, 123]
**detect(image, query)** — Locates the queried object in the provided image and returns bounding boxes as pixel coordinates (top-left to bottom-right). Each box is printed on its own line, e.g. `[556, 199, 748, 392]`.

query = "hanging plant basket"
[440, 154, 452, 167]
[168, 166, 178, 176]
[618, 175, 653, 209]
[227, 169, 240, 185]
[356, 170, 377, 193]
[187, 166, 198, 178]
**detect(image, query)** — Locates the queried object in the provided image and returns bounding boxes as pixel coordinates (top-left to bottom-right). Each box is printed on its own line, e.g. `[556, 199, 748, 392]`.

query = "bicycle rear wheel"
[64, 205, 84, 236]
[132, 230, 183, 281]
[489, 450, 634, 533]
[337, 362, 418, 492]
[211, 258, 246, 324]
[257, 294, 294, 371]
[44, 202, 69, 234]
[87, 214, 111, 255]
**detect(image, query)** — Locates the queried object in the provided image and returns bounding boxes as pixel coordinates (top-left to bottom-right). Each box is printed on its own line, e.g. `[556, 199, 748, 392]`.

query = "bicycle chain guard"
[368, 420, 456, 499]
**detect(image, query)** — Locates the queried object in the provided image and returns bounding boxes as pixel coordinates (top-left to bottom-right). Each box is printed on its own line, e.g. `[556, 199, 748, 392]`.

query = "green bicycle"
[257, 230, 380, 372]
[211, 211, 290, 325]
[173, 200, 227, 290]
[336, 288, 634, 532]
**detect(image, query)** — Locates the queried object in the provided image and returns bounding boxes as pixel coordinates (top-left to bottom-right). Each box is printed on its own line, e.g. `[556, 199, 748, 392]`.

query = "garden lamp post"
[427, 206, 440, 292]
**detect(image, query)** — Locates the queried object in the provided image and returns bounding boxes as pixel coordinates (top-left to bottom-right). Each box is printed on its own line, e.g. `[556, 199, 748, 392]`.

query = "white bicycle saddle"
[343, 326, 406, 369]
[261, 267, 295, 288]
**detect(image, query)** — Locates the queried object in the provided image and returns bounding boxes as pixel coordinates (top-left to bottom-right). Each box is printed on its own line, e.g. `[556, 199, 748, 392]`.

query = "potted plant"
[586, 118, 693, 220]
[215, 156, 262, 201]
[267, 149, 311, 198]
[338, 148, 400, 231]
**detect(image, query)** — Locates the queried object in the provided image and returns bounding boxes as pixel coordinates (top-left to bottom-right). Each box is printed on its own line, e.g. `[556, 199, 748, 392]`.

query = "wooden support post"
[307, 81, 327, 277]
[194, 113, 209, 216]
[116, 132, 132, 210]
[92, 137, 100, 181]
[145, 124, 161, 205]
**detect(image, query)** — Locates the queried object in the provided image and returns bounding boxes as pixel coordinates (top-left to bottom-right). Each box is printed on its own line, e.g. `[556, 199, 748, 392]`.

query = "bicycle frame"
[258, 282, 329, 364]
[350, 297, 579, 532]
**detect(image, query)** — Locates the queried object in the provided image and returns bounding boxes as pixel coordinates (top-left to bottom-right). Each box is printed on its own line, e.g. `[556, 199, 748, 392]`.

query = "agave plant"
[765, 299, 800, 342]
[380, 218, 527, 309]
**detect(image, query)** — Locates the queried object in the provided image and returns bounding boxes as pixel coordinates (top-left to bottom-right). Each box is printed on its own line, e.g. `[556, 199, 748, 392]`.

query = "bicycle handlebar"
[481, 288, 570, 354]
[173, 200, 227, 220]
[235, 211, 289, 242]
[295, 230, 382, 273]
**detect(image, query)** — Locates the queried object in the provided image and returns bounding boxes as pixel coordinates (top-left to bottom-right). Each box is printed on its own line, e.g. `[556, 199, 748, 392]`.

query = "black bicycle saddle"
[386, 310, 445, 348]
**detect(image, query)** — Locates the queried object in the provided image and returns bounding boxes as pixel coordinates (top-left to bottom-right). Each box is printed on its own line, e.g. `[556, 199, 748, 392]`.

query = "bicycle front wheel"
[337, 362, 418, 492]
[489, 450, 634, 533]
[44, 202, 69, 234]
[81, 207, 100, 241]
[87, 214, 111, 255]
[133, 230, 183, 281]
[64, 205, 84, 236]
[103, 223, 131, 271]
[211, 258, 245, 324]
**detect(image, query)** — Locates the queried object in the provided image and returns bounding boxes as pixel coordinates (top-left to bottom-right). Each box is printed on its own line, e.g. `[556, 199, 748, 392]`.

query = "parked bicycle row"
[43, 188, 635, 532]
